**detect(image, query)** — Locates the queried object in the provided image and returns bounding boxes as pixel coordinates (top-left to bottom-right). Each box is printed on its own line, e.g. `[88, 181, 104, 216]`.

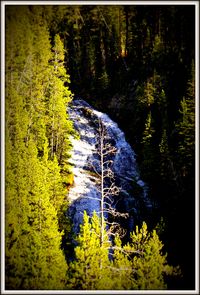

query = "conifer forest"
[3, 2, 197, 292]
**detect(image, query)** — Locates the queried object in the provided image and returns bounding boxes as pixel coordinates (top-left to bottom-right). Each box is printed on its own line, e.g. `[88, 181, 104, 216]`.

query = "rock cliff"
[67, 99, 152, 234]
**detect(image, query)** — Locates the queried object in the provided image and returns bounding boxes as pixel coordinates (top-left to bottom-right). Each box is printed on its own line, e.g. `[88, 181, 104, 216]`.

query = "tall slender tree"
[176, 61, 195, 178]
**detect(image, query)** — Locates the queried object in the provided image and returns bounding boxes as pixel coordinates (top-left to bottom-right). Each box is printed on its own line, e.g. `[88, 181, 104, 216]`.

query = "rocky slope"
[67, 99, 152, 234]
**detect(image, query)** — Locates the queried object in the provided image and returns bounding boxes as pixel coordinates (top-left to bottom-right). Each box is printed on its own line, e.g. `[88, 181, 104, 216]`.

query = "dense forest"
[4, 3, 196, 291]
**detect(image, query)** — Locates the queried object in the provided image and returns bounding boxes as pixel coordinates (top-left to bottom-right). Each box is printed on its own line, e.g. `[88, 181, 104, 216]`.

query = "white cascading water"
[67, 99, 152, 234]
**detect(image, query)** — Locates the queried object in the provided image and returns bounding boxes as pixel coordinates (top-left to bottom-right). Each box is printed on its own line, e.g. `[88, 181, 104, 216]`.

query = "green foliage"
[111, 234, 133, 289]
[176, 64, 195, 177]
[67, 211, 112, 290]
[159, 129, 172, 180]
[47, 156, 66, 212]
[68, 213, 179, 290]
[142, 80, 155, 107]
[122, 222, 179, 290]
[5, 138, 68, 290]
[46, 34, 73, 162]
[5, 6, 75, 289]
[155, 217, 166, 236]
[142, 111, 154, 143]
[127, 222, 171, 289]
[5, 4, 194, 290]
[141, 111, 159, 184]
[55, 5, 194, 290]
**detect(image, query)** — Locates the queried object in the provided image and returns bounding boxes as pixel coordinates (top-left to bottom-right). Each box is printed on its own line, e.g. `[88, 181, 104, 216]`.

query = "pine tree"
[111, 234, 132, 289]
[46, 34, 74, 180]
[159, 128, 171, 180]
[141, 111, 159, 183]
[5, 6, 72, 289]
[68, 214, 179, 290]
[176, 61, 195, 177]
[47, 156, 66, 212]
[124, 222, 178, 290]
[5, 136, 68, 289]
[67, 211, 112, 290]
[88, 118, 128, 244]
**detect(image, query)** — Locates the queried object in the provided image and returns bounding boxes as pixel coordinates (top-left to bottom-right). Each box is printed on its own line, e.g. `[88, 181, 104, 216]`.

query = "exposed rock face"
[67, 99, 152, 234]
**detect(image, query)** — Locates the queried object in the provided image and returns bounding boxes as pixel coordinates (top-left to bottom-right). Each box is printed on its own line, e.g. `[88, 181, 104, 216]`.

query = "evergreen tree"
[141, 111, 159, 184]
[67, 211, 112, 290]
[5, 6, 74, 289]
[46, 34, 74, 181]
[176, 62, 195, 177]
[159, 128, 171, 180]
[68, 213, 179, 290]
[111, 234, 132, 289]
[5, 136, 68, 289]
[5, 4, 194, 290]
[124, 222, 179, 290]
[47, 156, 66, 213]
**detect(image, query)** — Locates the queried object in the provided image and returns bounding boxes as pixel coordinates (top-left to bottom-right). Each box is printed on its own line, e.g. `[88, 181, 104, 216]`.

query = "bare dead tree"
[88, 118, 128, 246]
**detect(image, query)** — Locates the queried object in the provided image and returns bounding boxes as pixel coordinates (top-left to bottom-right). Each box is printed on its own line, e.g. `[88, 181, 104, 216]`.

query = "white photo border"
[1, 1, 199, 294]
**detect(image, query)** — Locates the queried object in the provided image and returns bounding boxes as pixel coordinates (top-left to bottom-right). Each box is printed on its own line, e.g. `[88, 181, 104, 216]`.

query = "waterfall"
[67, 99, 152, 234]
